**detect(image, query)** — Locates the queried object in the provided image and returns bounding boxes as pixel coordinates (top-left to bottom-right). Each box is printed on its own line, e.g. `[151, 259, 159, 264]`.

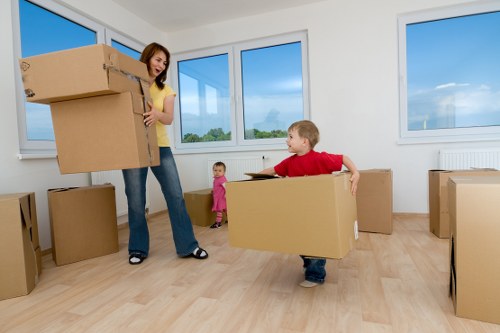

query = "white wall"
[3, 0, 500, 251]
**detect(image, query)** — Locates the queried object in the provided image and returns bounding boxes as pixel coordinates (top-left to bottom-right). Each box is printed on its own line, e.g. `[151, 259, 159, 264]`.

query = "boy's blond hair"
[288, 120, 320, 149]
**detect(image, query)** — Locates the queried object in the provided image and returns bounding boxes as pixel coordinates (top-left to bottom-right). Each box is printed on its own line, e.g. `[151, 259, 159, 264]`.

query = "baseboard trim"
[393, 212, 429, 218]
[117, 209, 168, 230]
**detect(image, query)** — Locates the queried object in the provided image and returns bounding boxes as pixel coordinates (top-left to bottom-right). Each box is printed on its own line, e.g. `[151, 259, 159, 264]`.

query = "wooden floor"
[1, 213, 499, 333]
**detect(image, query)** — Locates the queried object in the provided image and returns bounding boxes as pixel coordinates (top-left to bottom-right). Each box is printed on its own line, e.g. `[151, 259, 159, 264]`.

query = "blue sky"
[406, 11, 500, 130]
[177, 42, 304, 137]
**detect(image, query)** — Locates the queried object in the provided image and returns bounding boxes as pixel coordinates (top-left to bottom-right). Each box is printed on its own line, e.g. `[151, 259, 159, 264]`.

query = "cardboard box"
[48, 185, 119, 266]
[184, 189, 217, 227]
[226, 173, 358, 259]
[356, 169, 393, 234]
[0, 193, 40, 300]
[449, 176, 500, 324]
[19, 44, 149, 104]
[428, 169, 500, 238]
[50, 91, 159, 174]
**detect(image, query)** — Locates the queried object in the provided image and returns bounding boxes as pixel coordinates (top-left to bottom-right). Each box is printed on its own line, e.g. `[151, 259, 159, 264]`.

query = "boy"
[259, 120, 360, 287]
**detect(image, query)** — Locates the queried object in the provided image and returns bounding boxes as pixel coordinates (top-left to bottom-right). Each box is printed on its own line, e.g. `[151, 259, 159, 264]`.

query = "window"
[106, 29, 142, 60]
[171, 32, 309, 152]
[398, 1, 500, 143]
[13, 0, 143, 155]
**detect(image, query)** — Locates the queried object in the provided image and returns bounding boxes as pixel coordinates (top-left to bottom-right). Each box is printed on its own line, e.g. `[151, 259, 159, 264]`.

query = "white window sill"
[17, 152, 57, 160]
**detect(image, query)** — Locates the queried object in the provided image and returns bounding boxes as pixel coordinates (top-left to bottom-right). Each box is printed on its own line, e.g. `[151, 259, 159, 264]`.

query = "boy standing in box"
[259, 120, 360, 287]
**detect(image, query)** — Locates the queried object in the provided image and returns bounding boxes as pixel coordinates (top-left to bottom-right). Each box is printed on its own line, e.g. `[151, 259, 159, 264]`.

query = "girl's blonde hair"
[288, 120, 320, 148]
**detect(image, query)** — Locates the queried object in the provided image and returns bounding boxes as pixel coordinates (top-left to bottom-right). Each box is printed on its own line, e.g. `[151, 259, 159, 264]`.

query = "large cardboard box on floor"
[0, 193, 41, 300]
[356, 169, 393, 234]
[448, 176, 500, 325]
[226, 173, 358, 259]
[184, 189, 217, 227]
[19, 44, 149, 104]
[50, 91, 159, 174]
[428, 169, 500, 238]
[48, 185, 119, 266]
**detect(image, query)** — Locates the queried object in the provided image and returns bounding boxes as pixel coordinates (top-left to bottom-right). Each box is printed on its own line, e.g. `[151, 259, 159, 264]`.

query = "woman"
[123, 42, 208, 265]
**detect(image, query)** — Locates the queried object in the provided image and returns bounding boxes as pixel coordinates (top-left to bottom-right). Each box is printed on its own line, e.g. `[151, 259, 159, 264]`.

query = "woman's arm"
[144, 94, 175, 126]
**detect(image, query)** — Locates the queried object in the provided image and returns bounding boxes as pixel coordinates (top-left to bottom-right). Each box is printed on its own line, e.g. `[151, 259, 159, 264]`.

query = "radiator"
[207, 156, 264, 187]
[91, 170, 150, 217]
[439, 148, 500, 170]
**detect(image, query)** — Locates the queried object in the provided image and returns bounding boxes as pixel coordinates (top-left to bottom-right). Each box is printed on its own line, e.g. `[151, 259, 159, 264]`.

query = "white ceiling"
[112, 0, 327, 32]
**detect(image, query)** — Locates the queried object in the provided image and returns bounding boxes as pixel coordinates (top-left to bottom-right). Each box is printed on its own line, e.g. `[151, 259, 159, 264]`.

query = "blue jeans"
[301, 256, 326, 284]
[122, 147, 199, 257]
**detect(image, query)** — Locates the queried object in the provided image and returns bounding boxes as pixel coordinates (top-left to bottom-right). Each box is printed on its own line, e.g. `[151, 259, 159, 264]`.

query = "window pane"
[241, 42, 303, 140]
[177, 54, 231, 143]
[406, 11, 500, 131]
[111, 40, 141, 60]
[19, 0, 97, 141]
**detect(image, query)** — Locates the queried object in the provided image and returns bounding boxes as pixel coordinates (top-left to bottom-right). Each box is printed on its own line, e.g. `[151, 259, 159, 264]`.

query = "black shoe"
[210, 222, 221, 229]
[188, 247, 208, 259]
[129, 252, 147, 265]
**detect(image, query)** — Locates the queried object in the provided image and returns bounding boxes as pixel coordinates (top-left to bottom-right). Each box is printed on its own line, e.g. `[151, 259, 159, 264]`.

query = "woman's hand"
[144, 101, 162, 127]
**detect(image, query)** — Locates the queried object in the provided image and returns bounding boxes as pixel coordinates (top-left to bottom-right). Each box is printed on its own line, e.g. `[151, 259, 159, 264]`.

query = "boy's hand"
[350, 171, 360, 195]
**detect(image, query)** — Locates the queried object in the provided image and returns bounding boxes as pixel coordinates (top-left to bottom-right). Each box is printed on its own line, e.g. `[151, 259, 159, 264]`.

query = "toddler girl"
[210, 161, 227, 229]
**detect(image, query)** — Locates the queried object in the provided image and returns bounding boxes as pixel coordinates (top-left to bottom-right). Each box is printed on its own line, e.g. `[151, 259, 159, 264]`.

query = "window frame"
[105, 28, 145, 57]
[13, 0, 144, 157]
[398, 0, 500, 144]
[170, 46, 237, 151]
[170, 31, 310, 153]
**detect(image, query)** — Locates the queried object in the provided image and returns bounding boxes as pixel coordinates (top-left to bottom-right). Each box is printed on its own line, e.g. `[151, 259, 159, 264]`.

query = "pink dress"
[212, 175, 227, 212]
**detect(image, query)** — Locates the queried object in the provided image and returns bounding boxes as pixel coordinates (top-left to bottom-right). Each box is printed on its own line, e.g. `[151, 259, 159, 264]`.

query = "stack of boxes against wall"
[0, 45, 161, 299]
[428, 169, 500, 324]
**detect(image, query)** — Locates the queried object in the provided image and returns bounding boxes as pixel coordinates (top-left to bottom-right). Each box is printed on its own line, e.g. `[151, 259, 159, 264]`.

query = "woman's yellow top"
[150, 82, 176, 147]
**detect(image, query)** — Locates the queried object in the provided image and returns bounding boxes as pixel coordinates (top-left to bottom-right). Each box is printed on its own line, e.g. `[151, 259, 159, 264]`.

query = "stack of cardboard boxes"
[19, 44, 159, 174]
[429, 169, 500, 324]
[448, 176, 500, 325]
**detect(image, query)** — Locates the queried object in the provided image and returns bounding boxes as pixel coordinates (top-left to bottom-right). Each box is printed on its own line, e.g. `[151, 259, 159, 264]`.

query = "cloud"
[408, 83, 500, 129]
[435, 82, 470, 90]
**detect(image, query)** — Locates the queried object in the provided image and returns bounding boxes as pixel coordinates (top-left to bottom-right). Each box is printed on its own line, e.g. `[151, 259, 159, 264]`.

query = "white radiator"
[91, 170, 128, 217]
[439, 148, 500, 170]
[207, 156, 264, 187]
[91, 170, 151, 217]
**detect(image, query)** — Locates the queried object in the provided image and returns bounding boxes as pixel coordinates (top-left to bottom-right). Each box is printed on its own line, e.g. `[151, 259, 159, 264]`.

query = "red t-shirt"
[274, 150, 343, 177]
